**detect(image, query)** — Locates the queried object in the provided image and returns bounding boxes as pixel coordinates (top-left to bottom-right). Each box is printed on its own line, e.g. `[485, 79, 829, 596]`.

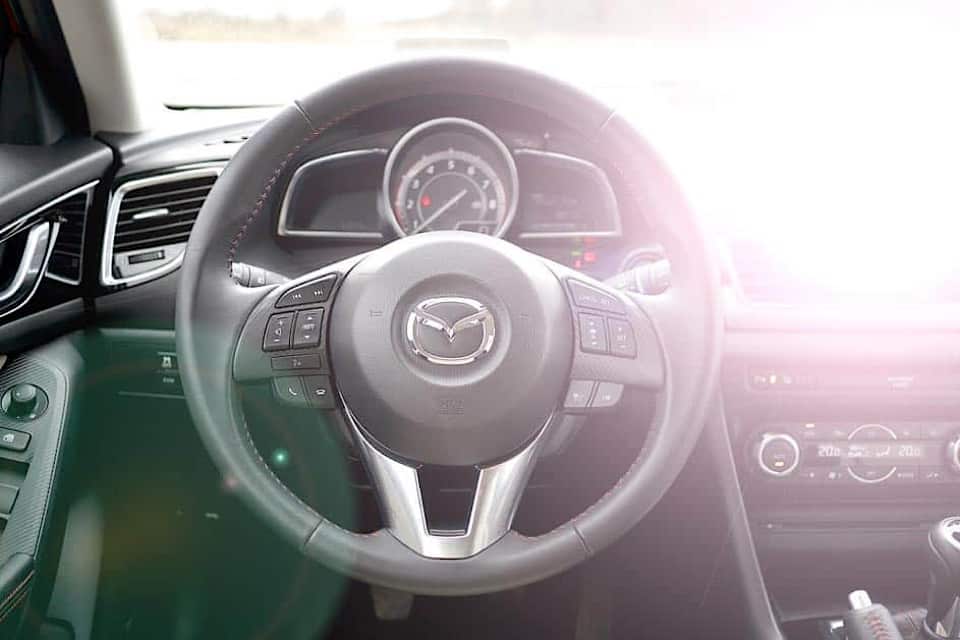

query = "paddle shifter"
[923, 517, 960, 639]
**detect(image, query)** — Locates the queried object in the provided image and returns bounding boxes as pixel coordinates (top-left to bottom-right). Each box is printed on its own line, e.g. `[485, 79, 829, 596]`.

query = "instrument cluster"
[277, 117, 625, 276]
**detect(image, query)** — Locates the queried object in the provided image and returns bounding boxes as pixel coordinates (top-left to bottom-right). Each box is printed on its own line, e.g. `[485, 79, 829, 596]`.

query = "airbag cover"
[330, 232, 572, 466]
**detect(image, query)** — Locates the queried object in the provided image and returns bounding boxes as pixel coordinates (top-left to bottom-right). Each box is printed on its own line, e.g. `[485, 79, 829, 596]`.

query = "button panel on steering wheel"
[234, 270, 347, 408]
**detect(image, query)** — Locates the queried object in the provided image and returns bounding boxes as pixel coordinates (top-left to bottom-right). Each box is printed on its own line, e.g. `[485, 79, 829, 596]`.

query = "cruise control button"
[567, 279, 625, 314]
[0, 428, 30, 452]
[590, 382, 623, 408]
[277, 274, 337, 308]
[271, 354, 321, 371]
[263, 313, 294, 351]
[303, 375, 335, 409]
[578, 313, 608, 354]
[292, 309, 323, 348]
[564, 380, 595, 409]
[272, 377, 307, 407]
[607, 318, 637, 358]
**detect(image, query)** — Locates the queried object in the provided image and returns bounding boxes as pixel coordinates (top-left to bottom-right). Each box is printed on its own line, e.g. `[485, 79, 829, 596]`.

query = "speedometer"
[383, 118, 518, 237]
[394, 150, 507, 235]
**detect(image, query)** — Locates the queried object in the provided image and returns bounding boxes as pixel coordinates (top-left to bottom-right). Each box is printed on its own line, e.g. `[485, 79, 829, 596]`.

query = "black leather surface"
[177, 58, 723, 595]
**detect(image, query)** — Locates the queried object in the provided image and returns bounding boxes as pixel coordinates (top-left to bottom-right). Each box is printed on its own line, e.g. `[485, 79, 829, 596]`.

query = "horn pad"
[329, 232, 573, 466]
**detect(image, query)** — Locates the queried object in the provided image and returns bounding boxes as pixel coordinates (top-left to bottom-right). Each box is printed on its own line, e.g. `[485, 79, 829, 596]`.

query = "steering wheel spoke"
[552, 270, 665, 414]
[347, 406, 550, 559]
[232, 258, 362, 408]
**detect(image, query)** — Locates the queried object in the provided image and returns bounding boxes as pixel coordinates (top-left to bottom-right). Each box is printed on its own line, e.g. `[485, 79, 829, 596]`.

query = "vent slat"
[115, 220, 196, 245]
[115, 229, 193, 251]
[118, 195, 208, 218]
[117, 210, 200, 229]
[118, 176, 216, 201]
[119, 182, 215, 205]
[47, 190, 91, 283]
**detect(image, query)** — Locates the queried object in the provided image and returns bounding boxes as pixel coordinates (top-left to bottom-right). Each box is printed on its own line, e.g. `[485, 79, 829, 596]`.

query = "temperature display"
[811, 441, 935, 465]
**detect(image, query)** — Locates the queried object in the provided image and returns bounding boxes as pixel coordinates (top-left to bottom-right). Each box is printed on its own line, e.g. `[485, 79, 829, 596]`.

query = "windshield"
[131, 1, 959, 108]
[132, 1, 960, 299]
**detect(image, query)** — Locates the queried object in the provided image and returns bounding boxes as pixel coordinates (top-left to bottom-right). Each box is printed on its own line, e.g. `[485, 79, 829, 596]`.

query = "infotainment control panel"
[748, 421, 960, 486]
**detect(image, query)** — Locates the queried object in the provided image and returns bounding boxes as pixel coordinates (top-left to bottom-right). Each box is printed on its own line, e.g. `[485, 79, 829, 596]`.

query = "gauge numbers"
[394, 150, 507, 236]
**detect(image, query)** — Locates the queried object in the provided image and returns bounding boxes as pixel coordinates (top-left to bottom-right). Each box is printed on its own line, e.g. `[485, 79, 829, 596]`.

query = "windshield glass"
[132, 1, 960, 299]
[135, 0, 698, 108]
[131, 1, 957, 108]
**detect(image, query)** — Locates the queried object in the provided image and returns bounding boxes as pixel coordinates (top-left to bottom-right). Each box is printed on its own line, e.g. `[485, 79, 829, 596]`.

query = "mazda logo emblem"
[405, 297, 496, 366]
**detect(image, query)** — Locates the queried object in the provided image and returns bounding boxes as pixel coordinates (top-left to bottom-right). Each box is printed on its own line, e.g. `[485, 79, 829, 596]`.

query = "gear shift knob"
[925, 517, 960, 638]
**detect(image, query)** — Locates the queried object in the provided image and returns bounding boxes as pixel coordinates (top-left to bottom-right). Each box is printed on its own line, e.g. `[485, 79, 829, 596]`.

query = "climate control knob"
[947, 437, 960, 473]
[756, 433, 801, 477]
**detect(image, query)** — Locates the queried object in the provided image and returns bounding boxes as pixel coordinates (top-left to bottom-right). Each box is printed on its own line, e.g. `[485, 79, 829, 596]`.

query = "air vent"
[102, 166, 222, 287]
[46, 186, 94, 285]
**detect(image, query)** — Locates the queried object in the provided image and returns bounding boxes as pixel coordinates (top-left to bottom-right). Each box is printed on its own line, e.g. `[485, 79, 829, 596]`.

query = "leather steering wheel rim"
[175, 58, 723, 596]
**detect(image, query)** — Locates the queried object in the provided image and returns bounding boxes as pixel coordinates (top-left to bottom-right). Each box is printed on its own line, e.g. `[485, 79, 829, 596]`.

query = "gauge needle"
[414, 189, 469, 233]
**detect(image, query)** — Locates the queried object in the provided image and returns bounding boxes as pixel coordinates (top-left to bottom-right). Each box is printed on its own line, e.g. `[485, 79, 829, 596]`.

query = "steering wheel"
[176, 59, 722, 596]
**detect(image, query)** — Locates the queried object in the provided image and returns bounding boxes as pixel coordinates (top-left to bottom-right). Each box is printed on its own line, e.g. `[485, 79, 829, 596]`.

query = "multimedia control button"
[292, 309, 323, 348]
[277, 274, 337, 308]
[271, 354, 321, 371]
[263, 313, 294, 351]
[272, 377, 307, 407]
[578, 313, 608, 354]
[564, 380, 595, 409]
[0, 427, 30, 452]
[590, 382, 623, 409]
[567, 279, 626, 314]
[303, 375, 335, 409]
[607, 318, 637, 358]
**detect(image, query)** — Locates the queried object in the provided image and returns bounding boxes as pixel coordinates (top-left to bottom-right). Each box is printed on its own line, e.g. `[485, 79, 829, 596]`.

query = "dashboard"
[5, 87, 960, 633]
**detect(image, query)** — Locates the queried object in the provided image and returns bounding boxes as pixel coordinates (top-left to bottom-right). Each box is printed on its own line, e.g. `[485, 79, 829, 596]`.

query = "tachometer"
[383, 118, 518, 237]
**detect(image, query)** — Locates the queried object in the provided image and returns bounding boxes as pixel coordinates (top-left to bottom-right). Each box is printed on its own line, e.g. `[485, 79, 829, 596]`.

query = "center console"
[721, 321, 960, 631]
[748, 420, 960, 487]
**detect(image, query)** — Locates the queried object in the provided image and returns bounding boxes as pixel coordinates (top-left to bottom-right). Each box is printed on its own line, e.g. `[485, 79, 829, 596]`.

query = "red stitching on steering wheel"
[225, 103, 369, 273]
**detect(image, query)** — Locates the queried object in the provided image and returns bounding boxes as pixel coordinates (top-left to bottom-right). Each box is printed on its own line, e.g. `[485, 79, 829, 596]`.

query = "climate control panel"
[749, 421, 960, 486]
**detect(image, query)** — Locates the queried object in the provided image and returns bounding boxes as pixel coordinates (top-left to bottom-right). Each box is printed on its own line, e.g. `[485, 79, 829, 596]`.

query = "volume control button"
[757, 433, 801, 477]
